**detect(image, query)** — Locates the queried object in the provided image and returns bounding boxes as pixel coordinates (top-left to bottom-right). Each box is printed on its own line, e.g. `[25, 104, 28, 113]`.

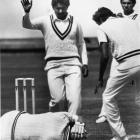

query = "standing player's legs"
[96, 104, 107, 123]
[96, 58, 118, 123]
[47, 67, 66, 112]
[103, 66, 140, 139]
[65, 66, 81, 116]
[103, 69, 130, 138]
[133, 68, 140, 124]
[134, 72, 140, 106]
[98, 105, 105, 117]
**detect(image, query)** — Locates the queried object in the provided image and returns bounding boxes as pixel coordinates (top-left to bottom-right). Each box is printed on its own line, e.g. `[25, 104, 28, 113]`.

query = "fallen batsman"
[0, 110, 87, 140]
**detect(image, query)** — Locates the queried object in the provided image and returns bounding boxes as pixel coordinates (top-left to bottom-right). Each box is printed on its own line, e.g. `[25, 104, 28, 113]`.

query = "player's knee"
[103, 93, 113, 103]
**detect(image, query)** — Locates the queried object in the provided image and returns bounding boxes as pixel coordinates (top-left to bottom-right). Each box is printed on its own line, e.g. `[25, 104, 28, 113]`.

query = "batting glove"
[70, 121, 87, 140]
[82, 65, 88, 78]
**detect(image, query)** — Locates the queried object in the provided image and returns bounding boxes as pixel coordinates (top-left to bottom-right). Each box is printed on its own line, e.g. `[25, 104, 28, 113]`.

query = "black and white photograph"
[0, 0, 140, 140]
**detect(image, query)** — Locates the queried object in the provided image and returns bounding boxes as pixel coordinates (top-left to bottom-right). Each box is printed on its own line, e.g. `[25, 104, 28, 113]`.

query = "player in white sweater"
[93, 7, 140, 140]
[118, 0, 138, 19]
[21, 0, 88, 122]
[95, 0, 140, 124]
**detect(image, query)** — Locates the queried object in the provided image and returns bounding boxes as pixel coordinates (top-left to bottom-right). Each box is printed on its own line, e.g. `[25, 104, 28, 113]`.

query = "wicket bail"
[15, 78, 35, 114]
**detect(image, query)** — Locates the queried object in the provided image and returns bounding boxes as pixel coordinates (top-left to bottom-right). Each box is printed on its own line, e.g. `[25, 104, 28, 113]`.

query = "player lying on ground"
[0, 110, 87, 140]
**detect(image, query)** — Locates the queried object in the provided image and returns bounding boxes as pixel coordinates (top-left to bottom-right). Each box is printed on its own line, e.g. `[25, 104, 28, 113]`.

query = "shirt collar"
[123, 11, 136, 17]
[52, 12, 70, 22]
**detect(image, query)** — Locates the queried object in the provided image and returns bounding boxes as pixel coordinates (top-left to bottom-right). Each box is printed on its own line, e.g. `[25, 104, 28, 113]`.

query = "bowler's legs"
[47, 67, 66, 112]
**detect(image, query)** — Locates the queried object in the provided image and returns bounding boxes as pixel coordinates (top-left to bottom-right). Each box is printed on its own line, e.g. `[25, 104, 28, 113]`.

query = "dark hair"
[120, 0, 136, 5]
[51, 0, 70, 7]
[93, 7, 116, 24]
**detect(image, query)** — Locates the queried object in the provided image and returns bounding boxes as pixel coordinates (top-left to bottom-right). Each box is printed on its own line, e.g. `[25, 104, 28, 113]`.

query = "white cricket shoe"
[110, 136, 121, 140]
[96, 116, 107, 123]
[122, 136, 129, 140]
[110, 136, 129, 140]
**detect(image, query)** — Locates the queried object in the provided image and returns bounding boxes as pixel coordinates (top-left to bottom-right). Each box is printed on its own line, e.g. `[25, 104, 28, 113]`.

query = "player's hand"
[116, 13, 123, 17]
[82, 65, 88, 78]
[94, 79, 104, 94]
[70, 121, 87, 140]
[21, 0, 32, 13]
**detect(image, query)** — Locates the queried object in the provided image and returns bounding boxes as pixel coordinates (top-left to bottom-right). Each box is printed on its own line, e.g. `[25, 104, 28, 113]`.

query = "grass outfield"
[1, 39, 140, 140]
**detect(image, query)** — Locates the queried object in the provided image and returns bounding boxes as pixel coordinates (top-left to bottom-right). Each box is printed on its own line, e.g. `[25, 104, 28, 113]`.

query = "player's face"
[53, 3, 68, 20]
[121, 0, 135, 15]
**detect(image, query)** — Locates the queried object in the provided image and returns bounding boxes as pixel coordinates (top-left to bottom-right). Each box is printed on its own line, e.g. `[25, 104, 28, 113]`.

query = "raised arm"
[76, 23, 88, 78]
[21, 0, 34, 29]
[21, 0, 43, 30]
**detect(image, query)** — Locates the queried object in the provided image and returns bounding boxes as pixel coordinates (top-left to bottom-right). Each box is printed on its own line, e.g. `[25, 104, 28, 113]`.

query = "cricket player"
[21, 0, 88, 122]
[0, 110, 87, 140]
[93, 7, 140, 140]
[117, 0, 138, 19]
[95, 0, 140, 124]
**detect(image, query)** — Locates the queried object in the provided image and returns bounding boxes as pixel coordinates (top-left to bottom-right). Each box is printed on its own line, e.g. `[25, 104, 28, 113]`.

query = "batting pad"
[0, 110, 20, 140]
[0, 111, 73, 140]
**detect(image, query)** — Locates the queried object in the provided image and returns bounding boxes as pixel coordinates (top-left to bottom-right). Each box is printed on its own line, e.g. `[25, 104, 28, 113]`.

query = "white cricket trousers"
[98, 58, 118, 117]
[47, 65, 81, 115]
[102, 65, 140, 138]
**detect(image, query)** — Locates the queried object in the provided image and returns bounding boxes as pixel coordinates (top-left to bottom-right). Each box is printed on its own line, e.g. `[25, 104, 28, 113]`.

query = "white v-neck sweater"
[22, 13, 88, 66]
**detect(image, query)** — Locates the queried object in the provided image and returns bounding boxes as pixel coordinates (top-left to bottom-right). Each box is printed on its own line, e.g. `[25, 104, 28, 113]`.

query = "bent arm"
[97, 29, 109, 81]
[22, 13, 43, 30]
[22, 13, 33, 29]
[98, 42, 109, 81]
